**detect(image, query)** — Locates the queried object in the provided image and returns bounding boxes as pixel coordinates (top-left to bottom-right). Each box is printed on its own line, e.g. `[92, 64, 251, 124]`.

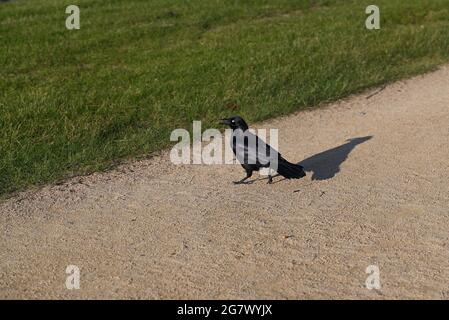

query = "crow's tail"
[276, 157, 306, 179]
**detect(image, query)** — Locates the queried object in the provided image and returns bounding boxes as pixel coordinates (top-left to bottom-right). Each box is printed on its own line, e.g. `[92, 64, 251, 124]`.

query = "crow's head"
[219, 116, 249, 131]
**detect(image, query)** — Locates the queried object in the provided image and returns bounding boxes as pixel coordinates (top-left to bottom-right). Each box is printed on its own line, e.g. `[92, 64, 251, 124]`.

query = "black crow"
[220, 116, 306, 184]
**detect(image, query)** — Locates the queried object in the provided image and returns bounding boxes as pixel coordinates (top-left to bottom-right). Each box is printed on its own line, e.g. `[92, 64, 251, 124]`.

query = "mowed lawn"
[1, 0, 449, 197]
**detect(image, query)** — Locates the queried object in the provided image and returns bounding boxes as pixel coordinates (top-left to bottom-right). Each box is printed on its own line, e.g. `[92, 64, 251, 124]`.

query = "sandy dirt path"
[1, 66, 449, 299]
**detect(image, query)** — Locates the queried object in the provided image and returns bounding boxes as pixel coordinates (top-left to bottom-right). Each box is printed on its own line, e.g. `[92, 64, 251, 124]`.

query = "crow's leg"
[233, 170, 253, 184]
[265, 167, 274, 184]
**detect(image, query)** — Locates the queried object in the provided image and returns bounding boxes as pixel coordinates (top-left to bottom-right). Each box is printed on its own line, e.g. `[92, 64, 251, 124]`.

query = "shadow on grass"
[298, 136, 373, 180]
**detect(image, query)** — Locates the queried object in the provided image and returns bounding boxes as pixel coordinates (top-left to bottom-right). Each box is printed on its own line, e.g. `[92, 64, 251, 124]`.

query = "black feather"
[221, 116, 306, 183]
[277, 157, 306, 179]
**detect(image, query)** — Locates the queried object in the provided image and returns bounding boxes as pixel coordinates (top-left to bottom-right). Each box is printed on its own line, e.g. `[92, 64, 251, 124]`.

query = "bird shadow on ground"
[298, 136, 373, 181]
[237, 136, 372, 184]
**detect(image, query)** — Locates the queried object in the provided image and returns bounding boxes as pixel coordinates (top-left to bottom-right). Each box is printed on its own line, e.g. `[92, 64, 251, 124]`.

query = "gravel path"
[1, 66, 449, 299]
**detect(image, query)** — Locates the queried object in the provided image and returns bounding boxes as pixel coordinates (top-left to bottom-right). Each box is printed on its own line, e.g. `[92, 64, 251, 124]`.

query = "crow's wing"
[231, 129, 279, 166]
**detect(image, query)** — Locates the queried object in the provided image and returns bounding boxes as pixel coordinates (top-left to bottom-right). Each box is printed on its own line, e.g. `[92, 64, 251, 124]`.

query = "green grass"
[1, 0, 449, 197]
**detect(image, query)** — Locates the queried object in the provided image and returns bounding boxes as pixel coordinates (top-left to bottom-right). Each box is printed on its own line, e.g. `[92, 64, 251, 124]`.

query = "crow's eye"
[231, 120, 235, 123]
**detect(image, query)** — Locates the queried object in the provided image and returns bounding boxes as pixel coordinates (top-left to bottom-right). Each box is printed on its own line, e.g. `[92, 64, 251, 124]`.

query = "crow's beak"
[219, 118, 231, 125]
